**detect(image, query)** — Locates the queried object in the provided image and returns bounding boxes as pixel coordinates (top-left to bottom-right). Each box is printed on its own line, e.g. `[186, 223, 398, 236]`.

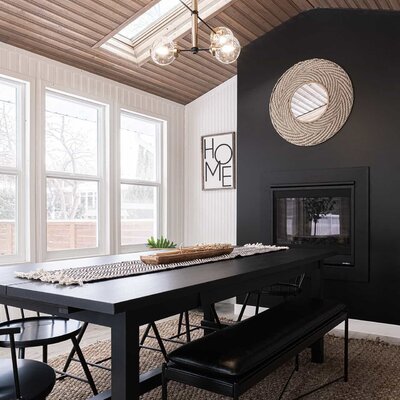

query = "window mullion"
[120, 179, 160, 187]
[46, 171, 101, 182]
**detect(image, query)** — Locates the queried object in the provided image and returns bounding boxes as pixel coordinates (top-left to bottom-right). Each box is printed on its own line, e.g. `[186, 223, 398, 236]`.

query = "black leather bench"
[162, 298, 348, 399]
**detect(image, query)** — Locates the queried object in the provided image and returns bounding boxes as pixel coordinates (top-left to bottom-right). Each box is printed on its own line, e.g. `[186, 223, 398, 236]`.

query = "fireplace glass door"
[273, 185, 354, 266]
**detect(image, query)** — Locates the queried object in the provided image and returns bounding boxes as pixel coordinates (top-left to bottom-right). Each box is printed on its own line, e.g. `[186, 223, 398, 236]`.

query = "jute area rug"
[48, 314, 400, 400]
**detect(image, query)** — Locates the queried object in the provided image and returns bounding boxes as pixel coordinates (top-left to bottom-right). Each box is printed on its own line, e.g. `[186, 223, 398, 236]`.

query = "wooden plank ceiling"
[0, 0, 398, 104]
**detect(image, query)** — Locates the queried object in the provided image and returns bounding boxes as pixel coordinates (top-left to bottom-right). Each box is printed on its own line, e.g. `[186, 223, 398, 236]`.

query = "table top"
[0, 248, 333, 315]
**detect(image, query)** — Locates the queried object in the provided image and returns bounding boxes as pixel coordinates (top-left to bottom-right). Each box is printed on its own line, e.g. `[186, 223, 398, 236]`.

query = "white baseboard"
[233, 304, 400, 345]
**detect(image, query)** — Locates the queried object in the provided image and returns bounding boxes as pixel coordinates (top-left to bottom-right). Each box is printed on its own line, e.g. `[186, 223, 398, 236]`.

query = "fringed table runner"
[15, 245, 288, 286]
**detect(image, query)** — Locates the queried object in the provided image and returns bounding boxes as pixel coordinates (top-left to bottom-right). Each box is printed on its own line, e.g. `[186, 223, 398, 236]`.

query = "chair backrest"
[3, 305, 40, 323]
[0, 326, 22, 399]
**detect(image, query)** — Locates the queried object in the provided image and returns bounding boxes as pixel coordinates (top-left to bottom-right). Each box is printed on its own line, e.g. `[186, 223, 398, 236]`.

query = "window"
[119, 0, 182, 41]
[45, 91, 106, 257]
[0, 76, 27, 263]
[120, 111, 162, 248]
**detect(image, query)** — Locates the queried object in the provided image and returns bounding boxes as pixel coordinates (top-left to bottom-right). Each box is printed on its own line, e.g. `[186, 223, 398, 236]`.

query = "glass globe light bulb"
[210, 27, 233, 48]
[214, 36, 241, 64]
[151, 37, 177, 66]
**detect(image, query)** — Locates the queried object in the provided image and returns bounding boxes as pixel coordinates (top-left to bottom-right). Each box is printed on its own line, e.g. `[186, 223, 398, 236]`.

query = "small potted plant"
[147, 235, 177, 249]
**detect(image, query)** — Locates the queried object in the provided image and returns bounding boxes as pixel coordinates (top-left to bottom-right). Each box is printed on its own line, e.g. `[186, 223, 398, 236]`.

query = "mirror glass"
[291, 83, 329, 123]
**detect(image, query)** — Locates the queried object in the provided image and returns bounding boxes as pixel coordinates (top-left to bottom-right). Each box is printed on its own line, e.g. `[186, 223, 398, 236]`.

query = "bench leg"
[162, 363, 168, 400]
[233, 382, 240, 400]
[344, 316, 349, 382]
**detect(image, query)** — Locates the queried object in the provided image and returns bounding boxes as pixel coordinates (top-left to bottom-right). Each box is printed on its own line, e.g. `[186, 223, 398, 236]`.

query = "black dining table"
[0, 248, 333, 400]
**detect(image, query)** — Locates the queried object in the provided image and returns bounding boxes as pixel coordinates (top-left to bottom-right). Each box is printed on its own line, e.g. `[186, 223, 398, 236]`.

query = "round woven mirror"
[269, 58, 353, 146]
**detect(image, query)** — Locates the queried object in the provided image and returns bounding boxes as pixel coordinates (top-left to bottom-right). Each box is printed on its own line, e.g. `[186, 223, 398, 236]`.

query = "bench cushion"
[168, 298, 346, 379]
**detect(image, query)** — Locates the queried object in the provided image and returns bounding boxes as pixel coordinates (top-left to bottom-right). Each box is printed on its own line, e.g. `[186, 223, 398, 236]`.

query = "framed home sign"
[201, 132, 236, 190]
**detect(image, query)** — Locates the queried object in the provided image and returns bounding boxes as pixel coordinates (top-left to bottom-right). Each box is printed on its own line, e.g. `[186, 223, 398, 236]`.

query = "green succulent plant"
[147, 235, 177, 249]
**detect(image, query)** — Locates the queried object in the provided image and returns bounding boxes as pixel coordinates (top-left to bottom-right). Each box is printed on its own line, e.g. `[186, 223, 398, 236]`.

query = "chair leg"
[62, 322, 89, 374]
[344, 316, 349, 382]
[210, 304, 222, 329]
[42, 345, 48, 364]
[70, 335, 98, 395]
[184, 311, 191, 343]
[151, 323, 168, 362]
[177, 312, 184, 337]
[255, 292, 261, 315]
[162, 363, 168, 400]
[237, 292, 251, 322]
[18, 348, 25, 359]
[140, 323, 152, 346]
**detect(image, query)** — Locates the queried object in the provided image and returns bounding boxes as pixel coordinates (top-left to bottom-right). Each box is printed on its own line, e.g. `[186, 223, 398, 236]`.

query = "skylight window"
[119, 0, 182, 41]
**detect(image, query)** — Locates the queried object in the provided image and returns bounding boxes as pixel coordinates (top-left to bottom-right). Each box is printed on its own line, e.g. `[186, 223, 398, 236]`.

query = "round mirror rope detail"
[269, 58, 354, 146]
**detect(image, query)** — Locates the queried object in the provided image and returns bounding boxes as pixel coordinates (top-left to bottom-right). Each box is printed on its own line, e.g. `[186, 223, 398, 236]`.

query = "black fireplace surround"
[265, 167, 369, 282]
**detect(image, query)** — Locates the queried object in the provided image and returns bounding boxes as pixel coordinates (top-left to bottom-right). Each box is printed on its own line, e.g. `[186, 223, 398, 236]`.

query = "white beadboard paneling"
[0, 42, 184, 260]
[184, 76, 237, 245]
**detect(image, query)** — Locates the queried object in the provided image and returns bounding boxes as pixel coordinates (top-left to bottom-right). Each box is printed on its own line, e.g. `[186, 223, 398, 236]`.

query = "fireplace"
[272, 184, 354, 266]
[264, 167, 369, 282]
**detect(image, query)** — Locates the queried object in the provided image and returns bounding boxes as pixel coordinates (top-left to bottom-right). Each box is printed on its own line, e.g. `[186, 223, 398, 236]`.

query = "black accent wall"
[237, 9, 400, 324]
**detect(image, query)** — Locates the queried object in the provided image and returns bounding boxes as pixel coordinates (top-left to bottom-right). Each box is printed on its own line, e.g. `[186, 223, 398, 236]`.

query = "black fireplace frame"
[264, 167, 369, 282]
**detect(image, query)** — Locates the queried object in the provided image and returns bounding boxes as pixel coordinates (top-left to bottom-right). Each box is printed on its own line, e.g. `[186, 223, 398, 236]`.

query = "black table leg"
[111, 312, 140, 399]
[310, 260, 325, 364]
[201, 304, 216, 335]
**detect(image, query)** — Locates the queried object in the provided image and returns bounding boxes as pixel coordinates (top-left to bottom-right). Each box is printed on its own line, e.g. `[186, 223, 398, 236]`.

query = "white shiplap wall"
[184, 76, 237, 245]
[0, 42, 185, 258]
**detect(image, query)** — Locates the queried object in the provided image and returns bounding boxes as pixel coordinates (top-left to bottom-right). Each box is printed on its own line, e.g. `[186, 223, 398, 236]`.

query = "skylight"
[119, 0, 182, 41]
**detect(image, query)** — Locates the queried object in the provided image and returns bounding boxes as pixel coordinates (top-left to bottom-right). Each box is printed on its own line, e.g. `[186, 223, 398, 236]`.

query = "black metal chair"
[237, 273, 305, 322]
[0, 326, 56, 400]
[140, 305, 223, 362]
[0, 306, 97, 395]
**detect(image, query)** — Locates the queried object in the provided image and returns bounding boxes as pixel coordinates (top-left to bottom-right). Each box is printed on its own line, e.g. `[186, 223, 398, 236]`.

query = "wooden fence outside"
[0, 220, 153, 254]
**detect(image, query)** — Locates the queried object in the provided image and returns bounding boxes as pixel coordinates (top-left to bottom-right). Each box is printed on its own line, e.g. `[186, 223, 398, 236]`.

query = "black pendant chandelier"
[151, 0, 241, 66]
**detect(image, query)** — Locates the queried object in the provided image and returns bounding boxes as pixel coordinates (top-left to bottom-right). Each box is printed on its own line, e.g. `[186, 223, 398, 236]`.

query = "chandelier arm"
[178, 0, 193, 13]
[179, 48, 210, 52]
[197, 15, 217, 34]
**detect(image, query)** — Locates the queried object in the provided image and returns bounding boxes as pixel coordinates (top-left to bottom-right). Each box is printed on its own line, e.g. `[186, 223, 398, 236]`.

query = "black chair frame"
[0, 326, 57, 400]
[140, 306, 222, 362]
[237, 274, 305, 322]
[1, 327, 23, 399]
[0, 306, 97, 395]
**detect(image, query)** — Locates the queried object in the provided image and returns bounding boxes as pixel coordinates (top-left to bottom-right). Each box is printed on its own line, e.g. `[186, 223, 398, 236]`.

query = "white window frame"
[42, 89, 108, 261]
[118, 109, 164, 253]
[0, 75, 29, 265]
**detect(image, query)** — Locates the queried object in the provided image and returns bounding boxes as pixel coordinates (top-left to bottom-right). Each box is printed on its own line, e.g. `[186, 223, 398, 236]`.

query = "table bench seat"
[162, 298, 348, 399]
